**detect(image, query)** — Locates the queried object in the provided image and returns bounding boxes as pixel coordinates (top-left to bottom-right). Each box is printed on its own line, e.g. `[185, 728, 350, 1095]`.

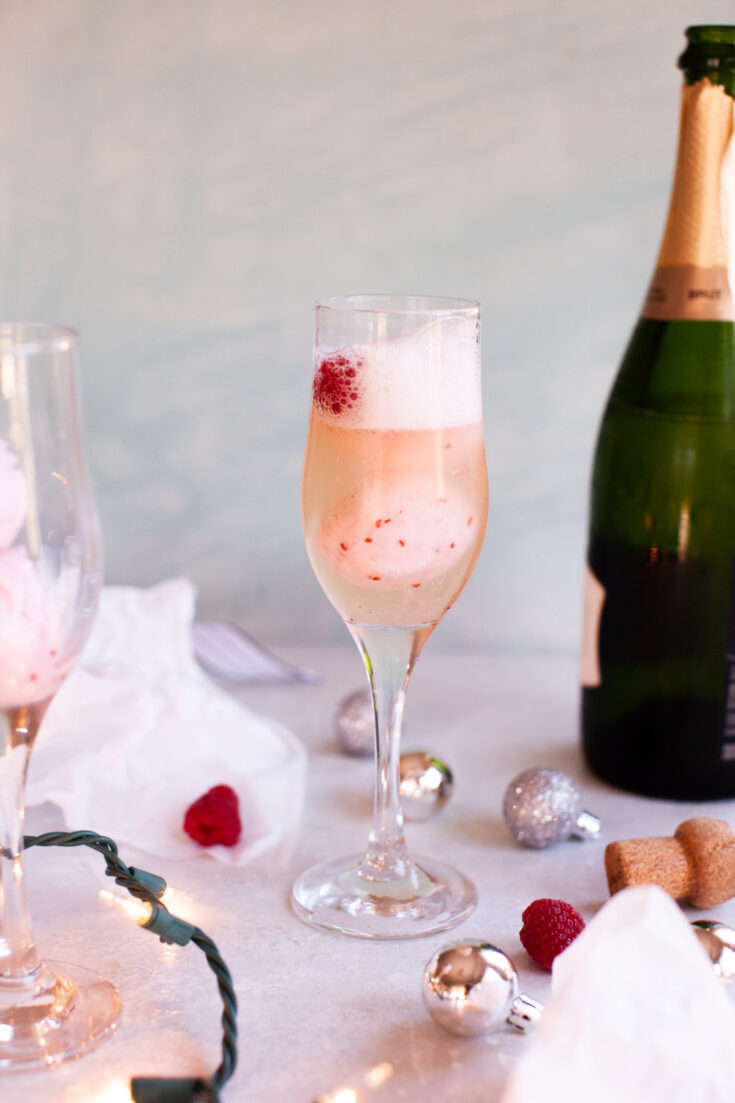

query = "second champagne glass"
[293, 294, 488, 939]
[0, 324, 119, 1068]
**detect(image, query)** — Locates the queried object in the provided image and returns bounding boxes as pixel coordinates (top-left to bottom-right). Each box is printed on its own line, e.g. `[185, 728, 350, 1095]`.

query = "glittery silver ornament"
[399, 751, 453, 821]
[502, 767, 601, 849]
[334, 688, 374, 756]
[691, 920, 735, 982]
[422, 940, 543, 1037]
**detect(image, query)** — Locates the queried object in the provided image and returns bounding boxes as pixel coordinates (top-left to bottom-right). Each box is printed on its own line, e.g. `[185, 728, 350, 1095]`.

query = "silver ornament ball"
[502, 767, 601, 849]
[334, 688, 374, 756]
[691, 920, 735, 982]
[399, 751, 453, 821]
[422, 940, 542, 1037]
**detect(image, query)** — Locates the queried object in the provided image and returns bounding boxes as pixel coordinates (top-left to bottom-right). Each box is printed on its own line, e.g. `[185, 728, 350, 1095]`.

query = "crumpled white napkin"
[26, 579, 307, 866]
[502, 885, 735, 1103]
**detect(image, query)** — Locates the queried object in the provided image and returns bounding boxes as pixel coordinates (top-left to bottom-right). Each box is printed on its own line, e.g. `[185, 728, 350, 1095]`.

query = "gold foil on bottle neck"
[643, 78, 735, 321]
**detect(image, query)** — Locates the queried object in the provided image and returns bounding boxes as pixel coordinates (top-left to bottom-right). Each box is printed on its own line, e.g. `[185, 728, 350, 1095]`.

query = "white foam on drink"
[317, 315, 481, 430]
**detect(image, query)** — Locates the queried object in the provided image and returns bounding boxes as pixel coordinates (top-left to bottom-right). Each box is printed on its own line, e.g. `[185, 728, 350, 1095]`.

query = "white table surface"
[11, 642, 735, 1102]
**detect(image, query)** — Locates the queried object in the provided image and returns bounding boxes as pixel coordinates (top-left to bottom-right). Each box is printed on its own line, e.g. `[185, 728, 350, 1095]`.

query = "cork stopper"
[604, 817, 735, 908]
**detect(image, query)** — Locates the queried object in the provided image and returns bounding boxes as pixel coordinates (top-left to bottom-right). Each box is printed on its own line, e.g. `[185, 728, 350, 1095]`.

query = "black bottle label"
[582, 543, 724, 683]
[581, 536, 735, 796]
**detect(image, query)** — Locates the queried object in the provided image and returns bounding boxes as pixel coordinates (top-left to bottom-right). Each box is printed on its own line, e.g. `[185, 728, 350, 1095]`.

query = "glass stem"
[0, 702, 47, 985]
[349, 625, 433, 883]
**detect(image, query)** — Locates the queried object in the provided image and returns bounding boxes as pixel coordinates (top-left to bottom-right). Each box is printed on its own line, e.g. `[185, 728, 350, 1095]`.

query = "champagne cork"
[604, 817, 735, 908]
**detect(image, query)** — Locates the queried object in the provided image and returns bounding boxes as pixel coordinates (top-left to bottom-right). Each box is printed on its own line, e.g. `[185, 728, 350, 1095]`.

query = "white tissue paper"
[26, 579, 307, 866]
[502, 885, 735, 1103]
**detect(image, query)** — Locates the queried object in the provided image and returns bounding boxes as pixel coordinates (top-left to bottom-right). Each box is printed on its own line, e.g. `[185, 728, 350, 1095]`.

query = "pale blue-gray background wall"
[1, 1, 732, 652]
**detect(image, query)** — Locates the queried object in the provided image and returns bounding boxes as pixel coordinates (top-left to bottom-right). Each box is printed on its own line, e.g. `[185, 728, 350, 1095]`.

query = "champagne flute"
[293, 295, 488, 939]
[0, 324, 120, 1068]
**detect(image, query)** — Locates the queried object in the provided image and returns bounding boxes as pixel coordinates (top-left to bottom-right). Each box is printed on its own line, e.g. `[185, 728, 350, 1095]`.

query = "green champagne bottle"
[581, 26, 735, 800]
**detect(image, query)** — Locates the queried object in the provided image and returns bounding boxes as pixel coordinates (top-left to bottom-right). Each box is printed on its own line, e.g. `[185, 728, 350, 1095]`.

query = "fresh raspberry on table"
[519, 898, 585, 970]
[184, 784, 242, 847]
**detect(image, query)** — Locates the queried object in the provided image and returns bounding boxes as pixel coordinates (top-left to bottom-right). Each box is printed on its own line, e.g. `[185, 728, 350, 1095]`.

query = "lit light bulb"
[80, 1080, 133, 1103]
[159, 884, 190, 915]
[365, 1063, 394, 1089]
[98, 889, 153, 926]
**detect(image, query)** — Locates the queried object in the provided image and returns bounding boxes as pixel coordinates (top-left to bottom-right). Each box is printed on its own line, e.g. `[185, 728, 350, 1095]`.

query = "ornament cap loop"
[692, 919, 735, 982]
[507, 992, 544, 1032]
[574, 810, 601, 840]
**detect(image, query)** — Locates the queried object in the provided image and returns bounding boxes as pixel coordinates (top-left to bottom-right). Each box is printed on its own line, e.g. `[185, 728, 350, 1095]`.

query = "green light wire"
[24, 829, 238, 1103]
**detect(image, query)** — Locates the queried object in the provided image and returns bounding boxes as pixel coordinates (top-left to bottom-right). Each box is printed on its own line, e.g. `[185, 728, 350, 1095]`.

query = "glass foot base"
[0, 962, 121, 1071]
[291, 852, 477, 939]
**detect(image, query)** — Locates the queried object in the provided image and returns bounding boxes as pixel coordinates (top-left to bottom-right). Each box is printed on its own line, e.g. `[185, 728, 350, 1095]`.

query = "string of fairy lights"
[24, 830, 238, 1103]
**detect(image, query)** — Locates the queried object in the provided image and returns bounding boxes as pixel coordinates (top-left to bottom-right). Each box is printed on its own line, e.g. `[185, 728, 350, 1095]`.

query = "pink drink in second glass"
[0, 440, 68, 708]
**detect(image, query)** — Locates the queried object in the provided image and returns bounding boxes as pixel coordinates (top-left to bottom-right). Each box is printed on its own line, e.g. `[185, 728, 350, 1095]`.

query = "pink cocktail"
[293, 295, 488, 939]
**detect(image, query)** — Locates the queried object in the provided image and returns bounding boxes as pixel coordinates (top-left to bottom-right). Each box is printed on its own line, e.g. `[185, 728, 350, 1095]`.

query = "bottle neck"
[643, 76, 735, 321]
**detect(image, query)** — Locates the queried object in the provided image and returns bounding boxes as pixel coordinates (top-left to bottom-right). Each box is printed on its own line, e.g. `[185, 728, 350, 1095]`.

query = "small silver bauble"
[423, 940, 543, 1037]
[502, 767, 601, 849]
[399, 751, 453, 821]
[691, 920, 735, 982]
[334, 688, 374, 756]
